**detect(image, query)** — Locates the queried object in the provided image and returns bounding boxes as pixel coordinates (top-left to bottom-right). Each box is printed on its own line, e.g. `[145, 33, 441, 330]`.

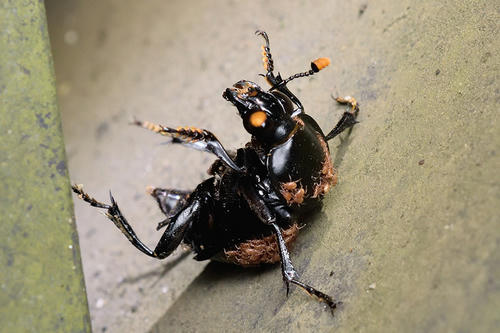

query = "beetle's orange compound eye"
[249, 111, 267, 128]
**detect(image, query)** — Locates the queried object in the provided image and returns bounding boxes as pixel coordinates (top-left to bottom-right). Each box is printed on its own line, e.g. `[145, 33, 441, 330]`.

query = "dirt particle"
[481, 52, 491, 63]
[95, 298, 105, 308]
[96, 122, 109, 139]
[359, 4, 368, 17]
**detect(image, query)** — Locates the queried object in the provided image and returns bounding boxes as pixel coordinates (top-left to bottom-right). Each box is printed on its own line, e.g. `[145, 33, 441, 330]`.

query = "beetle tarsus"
[289, 278, 340, 311]
[72, 185, 158, 257]
[271, 223, 339, 312]
[335, 95, 359, 114]
[132, 119, 243, 172]
[72, 184, 111, 209]
[325, 95, 360, 141]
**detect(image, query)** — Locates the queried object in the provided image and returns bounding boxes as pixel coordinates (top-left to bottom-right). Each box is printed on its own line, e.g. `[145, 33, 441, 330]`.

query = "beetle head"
[223, 80, 296, 145]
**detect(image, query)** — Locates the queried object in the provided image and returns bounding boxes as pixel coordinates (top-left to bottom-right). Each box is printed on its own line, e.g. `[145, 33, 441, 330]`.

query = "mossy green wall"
[0, 1, 91, 331]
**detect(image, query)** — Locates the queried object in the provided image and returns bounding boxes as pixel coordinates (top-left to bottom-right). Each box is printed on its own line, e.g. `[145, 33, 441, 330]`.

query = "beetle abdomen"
[218, 223, 299, 266]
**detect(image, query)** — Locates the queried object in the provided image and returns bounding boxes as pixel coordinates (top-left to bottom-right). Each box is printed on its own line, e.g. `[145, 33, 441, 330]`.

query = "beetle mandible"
[73, 30, 359, 311]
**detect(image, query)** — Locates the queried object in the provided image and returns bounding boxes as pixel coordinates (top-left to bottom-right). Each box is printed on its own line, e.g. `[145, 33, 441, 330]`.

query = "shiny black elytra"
[72, 31, 359, 312]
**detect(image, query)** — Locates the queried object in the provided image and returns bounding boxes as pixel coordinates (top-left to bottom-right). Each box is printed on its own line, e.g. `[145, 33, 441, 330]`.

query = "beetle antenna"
[272, 58, 330, 90]
[255, 30, 274, 74]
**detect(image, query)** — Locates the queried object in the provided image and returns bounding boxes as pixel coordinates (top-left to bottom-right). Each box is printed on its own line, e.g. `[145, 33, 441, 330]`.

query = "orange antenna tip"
[311, 57, 330, 72]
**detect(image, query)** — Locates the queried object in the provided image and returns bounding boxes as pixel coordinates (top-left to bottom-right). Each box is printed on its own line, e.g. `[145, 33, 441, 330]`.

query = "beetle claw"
[109, 191, 115, 205]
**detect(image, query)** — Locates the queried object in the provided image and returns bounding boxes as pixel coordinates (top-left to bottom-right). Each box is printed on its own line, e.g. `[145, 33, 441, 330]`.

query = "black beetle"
[72, 31, 359, 311]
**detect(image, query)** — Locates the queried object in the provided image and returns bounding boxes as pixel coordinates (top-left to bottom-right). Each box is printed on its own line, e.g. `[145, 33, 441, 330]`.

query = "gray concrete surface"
[46, 0, 498, 332]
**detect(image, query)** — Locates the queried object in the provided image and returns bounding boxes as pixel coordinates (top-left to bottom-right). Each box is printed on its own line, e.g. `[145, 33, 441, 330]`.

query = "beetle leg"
[132, 119, 243, 172]
[147, 187, 190, 229]
[271, 223, 339, 311]
[72, 183, 211, 260]
[325, 96, 360, 141]
[154, 180, 215, 258]
[72, 184, 158, 257]
[152, 198, 201, 259]
[146, 186, 191, 217]
[239, 185, 277, 225]
[147, 187, 190, 216]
